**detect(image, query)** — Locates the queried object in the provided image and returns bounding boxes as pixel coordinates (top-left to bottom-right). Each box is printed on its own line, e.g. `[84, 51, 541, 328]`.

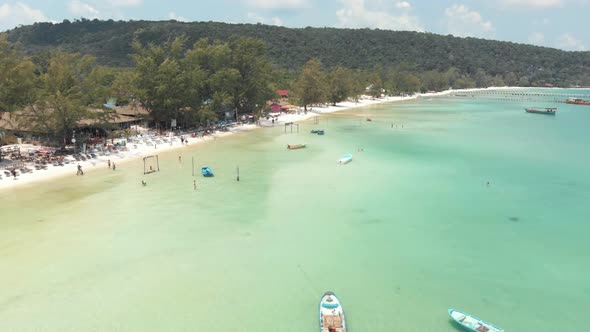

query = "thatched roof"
[113, 104, 150, 116]
[1, 105, 146, 133]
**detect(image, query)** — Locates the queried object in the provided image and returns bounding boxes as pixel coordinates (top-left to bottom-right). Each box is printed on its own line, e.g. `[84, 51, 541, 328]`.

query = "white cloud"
[0, 2, 49, 31]
[396, 1, 411, 9]
[558, 33, 586, 51]
[244, 0, 309, 10]
[336, 0, 423, 31]
[500, 0, 564, 9]
[168, 11, 188, 22]
[528, 32, 545, 45]
[246, 12, 283, 26]
[444, 4, 494, 38]
[69, 1, 100, 18]
[271, 17, 283, 26]
[109, 0, 142, 6]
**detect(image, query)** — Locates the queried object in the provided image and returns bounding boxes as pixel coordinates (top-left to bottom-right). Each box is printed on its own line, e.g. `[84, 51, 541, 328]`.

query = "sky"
[0, 0, 589, 51]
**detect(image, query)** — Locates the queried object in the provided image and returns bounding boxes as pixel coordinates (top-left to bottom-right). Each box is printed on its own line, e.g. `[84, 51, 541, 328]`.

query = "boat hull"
[525, 107, 556, 115]
[566, 99, 590, 105]
[337, 154, 352, 164]
[448, 309, 504, 332]
[287, 144, 306, 149]
[319, 291, 346, 332]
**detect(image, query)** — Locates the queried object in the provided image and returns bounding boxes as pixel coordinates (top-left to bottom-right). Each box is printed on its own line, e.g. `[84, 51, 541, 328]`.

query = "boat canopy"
[322, 302, 339, 309]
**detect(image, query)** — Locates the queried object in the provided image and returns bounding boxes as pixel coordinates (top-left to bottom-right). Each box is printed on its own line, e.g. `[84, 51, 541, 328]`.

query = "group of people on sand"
[77, 158, 118, 176]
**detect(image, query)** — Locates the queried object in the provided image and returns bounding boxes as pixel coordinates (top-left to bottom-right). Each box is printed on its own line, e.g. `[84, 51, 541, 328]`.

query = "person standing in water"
[193, 180, 197, 190]
[112, 162, 116, 171]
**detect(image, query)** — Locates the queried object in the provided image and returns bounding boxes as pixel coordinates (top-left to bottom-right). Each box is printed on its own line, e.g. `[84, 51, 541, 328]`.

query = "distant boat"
[525, 107, 556, 115]
[311, 129, 325, 135]
[287, 144, 306, 149]
[201, 166, 214, 177]
[319, 291, 346, 332]
[448, 309, 504, 332]
[565, 98, 590, 105]
[337, 154, 352, 164]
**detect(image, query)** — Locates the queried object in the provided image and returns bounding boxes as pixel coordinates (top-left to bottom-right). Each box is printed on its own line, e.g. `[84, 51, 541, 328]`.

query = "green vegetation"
[131, 36, 275, 127]
[6, 19, 590, 87]
[2, 19, 590, 148]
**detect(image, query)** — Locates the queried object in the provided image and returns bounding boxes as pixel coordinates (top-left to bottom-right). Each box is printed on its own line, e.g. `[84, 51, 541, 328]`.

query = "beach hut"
[277, 90, 289, 99]
[270, 103, 282, 113]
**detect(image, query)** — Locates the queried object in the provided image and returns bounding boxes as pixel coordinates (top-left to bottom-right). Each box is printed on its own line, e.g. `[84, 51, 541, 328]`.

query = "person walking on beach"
[77, 164, 84, 176]
[107, 159, 111, 168]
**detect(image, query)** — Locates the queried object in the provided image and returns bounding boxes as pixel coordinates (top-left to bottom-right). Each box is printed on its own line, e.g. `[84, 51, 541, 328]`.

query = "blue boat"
[311, 129, 325, 135]
[448, 309, 504, 332]
[201, 166, 214, 177]
[319, 291, 346, 332]
[525, 107, 556, 115]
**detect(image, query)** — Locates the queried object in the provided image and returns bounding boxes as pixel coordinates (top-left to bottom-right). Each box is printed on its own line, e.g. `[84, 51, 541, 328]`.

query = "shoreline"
[0, 86, 572, 191]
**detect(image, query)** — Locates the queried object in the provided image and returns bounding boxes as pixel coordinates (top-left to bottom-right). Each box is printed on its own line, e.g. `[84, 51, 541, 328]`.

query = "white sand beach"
[0, 87, 517, 191]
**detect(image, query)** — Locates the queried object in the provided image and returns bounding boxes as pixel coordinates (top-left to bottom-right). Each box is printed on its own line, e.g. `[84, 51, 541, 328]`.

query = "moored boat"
[565, 98, 590, 105]
[525, 107, 556, 115]
[311, 129, 325, 135]
[201, 166, 214, 177]
[448, 309, 504, 332]
[337, 154, 352, 164]
[319, 291, 346, 332]
[287, 144, 306, 149]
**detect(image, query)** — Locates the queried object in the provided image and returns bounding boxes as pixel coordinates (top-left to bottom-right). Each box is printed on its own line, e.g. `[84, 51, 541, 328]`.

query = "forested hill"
[6, 19, 590, 85]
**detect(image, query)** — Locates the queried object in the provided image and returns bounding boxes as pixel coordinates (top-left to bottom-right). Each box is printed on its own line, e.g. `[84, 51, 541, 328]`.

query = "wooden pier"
[445, 89, 590, 104]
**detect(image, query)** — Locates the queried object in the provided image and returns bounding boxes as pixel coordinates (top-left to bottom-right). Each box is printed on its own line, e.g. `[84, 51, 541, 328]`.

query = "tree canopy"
[5, 20, 590, 87]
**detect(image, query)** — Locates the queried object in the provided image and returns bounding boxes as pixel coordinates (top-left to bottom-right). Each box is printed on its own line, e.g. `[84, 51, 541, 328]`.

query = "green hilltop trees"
[132, 36, 274, 128]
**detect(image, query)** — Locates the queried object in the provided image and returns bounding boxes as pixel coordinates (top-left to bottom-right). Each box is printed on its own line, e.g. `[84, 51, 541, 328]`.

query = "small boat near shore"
[337, 154, 352, 164]
[201, 166, 214, 177]
[311, 129, 325, 135]
[287, 144, 306, 149]
[319, 291, 346, 332]
[525, 107, 556, 115]
[448, 309, 504, 332]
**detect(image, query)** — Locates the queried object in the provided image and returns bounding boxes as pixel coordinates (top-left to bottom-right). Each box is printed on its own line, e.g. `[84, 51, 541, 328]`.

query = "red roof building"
[277, 90, 289, 98]
[270, 103, 281, 113]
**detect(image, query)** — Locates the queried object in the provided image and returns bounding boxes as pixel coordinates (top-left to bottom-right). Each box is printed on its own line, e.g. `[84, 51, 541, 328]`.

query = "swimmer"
[142, 180, 147, 186]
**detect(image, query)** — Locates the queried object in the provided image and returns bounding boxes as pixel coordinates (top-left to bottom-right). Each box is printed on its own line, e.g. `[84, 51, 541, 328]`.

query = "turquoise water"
[1, 89, 589, 331]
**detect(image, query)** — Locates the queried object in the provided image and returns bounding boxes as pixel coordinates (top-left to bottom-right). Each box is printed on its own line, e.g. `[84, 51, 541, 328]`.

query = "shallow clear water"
[1, 89, 589, 331]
